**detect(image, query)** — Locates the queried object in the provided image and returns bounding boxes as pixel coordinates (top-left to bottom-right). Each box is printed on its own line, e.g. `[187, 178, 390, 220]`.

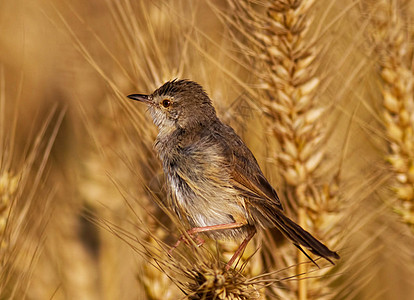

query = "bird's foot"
[168, 232, 205, 255]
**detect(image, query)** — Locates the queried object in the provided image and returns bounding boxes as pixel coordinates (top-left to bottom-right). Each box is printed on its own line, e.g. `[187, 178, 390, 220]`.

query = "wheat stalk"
[225, 0, 342, 298]
[365, 0, 414, 228]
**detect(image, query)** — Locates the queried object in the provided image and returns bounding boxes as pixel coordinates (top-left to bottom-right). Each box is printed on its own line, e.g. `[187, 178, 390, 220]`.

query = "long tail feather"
[253, 202, 340, 264]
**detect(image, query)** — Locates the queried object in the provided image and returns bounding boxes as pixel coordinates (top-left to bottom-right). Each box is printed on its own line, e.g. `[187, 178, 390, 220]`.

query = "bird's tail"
[252, 202, 340, 265]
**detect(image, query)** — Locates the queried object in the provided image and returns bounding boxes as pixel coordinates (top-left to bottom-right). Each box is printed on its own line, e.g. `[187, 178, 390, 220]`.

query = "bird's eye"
[162, 99, 171, 108]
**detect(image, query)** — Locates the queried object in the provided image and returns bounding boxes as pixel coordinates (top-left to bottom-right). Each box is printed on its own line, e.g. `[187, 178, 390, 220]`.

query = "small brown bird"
[128, 79, 339, 270]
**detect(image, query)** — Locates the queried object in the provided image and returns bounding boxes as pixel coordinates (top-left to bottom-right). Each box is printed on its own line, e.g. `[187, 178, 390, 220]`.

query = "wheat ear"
[226, 0, 341, 298]
[368, 0, 414, 227]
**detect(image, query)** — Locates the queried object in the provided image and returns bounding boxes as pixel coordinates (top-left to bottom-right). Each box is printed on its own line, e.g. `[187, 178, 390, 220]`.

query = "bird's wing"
[218, 126, 282, 210]
[230, 156, 283, 210]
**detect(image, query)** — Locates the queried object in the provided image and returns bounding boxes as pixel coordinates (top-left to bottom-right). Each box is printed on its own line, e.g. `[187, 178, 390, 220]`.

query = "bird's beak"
[127, 94, 152, 104]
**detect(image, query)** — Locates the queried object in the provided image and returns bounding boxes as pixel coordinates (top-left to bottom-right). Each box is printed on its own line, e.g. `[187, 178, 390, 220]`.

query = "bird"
[127, 79, 339, 270]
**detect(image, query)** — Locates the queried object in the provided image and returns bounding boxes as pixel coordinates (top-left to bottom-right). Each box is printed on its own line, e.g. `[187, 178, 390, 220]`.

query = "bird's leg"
[225, 226, 256, 271]
[168, 222, 246, 255]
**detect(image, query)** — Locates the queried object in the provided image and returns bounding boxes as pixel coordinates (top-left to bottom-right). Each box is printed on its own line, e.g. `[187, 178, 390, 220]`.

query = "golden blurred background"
[1, 0, 413, 299]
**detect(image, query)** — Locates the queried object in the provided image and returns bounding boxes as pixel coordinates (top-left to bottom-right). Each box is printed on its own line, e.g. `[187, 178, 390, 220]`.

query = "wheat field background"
[1, 0, 414, 299]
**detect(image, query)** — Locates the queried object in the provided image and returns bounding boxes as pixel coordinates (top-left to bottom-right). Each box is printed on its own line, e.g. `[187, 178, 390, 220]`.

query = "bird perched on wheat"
[128, 79, 339, 270]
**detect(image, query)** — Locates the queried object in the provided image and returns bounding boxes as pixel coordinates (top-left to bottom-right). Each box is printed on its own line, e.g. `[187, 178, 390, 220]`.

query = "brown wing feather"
[223, 132, 282, 210]
[230, 164, 282, 210]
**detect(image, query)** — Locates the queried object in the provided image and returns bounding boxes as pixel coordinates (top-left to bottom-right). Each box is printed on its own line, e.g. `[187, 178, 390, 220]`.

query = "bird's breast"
[160, 144, 249, 238]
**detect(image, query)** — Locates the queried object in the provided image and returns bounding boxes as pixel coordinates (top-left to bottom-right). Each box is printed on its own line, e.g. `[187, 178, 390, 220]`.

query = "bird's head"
[128, 79, 217, 133]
